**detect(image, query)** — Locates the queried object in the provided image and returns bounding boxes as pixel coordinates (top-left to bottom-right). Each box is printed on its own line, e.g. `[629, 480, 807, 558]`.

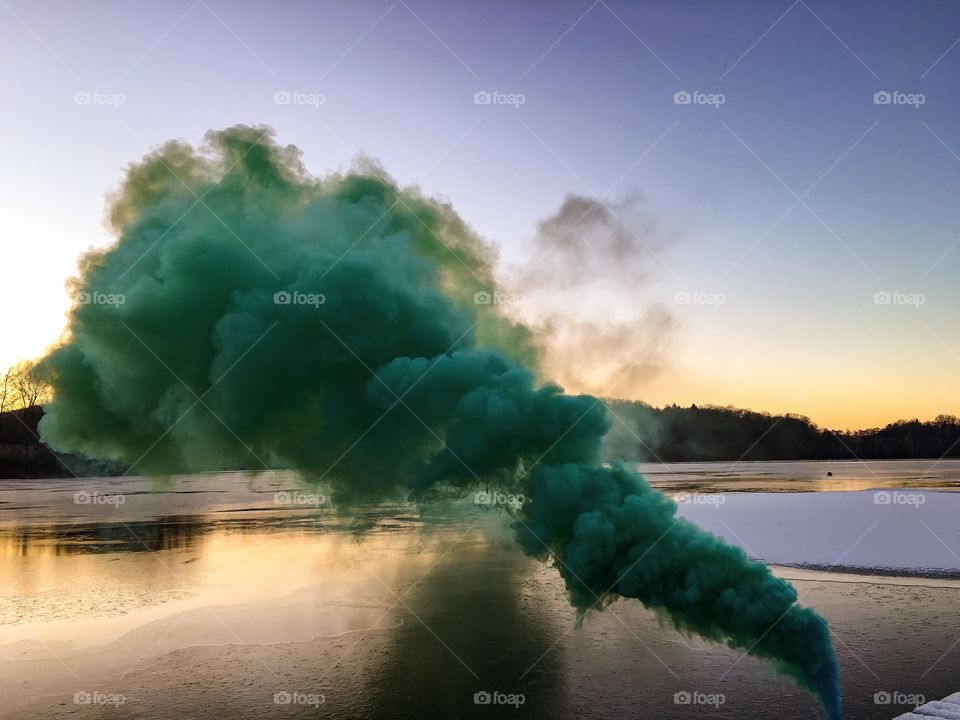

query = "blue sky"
[1, 0, 958, 427]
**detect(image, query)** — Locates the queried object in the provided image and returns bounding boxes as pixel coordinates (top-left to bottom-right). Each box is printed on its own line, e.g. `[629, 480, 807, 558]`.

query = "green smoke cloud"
[39, 126, 840, 718]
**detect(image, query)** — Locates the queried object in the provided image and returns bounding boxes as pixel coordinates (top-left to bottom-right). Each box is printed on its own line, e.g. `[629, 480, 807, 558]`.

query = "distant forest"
[0, 406, 126, 479]
[602, 400, 960, 462]
[1, 402, 959, 478]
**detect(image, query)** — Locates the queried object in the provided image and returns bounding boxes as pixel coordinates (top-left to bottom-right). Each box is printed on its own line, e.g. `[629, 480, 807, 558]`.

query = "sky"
[0, 0, 957, 430]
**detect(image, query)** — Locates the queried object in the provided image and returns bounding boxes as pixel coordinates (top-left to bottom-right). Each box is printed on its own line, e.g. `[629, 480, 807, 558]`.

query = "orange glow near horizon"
[621, 363, 960, 432]
[4, 297, 958, 433]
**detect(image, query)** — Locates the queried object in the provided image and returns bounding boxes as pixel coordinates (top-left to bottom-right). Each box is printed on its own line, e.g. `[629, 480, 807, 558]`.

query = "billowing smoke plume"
[39, 126, 840, 718]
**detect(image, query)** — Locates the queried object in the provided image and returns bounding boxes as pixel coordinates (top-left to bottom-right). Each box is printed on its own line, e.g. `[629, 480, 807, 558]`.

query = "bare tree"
[1, 360, 52, 411]
[0, 367, 11, 415]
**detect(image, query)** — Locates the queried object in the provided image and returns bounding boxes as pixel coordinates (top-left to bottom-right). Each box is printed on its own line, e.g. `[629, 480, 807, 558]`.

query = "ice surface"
[916, 701, 960, 718]
[894, 693, 960, 718]
[677, 489, 960, 575]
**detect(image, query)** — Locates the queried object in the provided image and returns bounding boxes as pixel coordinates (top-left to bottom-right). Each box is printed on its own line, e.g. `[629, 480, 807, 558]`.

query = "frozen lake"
[2, 460, 959, 719]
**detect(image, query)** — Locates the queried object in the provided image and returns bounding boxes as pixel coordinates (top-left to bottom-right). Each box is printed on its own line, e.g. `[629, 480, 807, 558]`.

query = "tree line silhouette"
[2, 401, 959, 478]
[602, 400, 960, 462]
[0, 406, 126, 478]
